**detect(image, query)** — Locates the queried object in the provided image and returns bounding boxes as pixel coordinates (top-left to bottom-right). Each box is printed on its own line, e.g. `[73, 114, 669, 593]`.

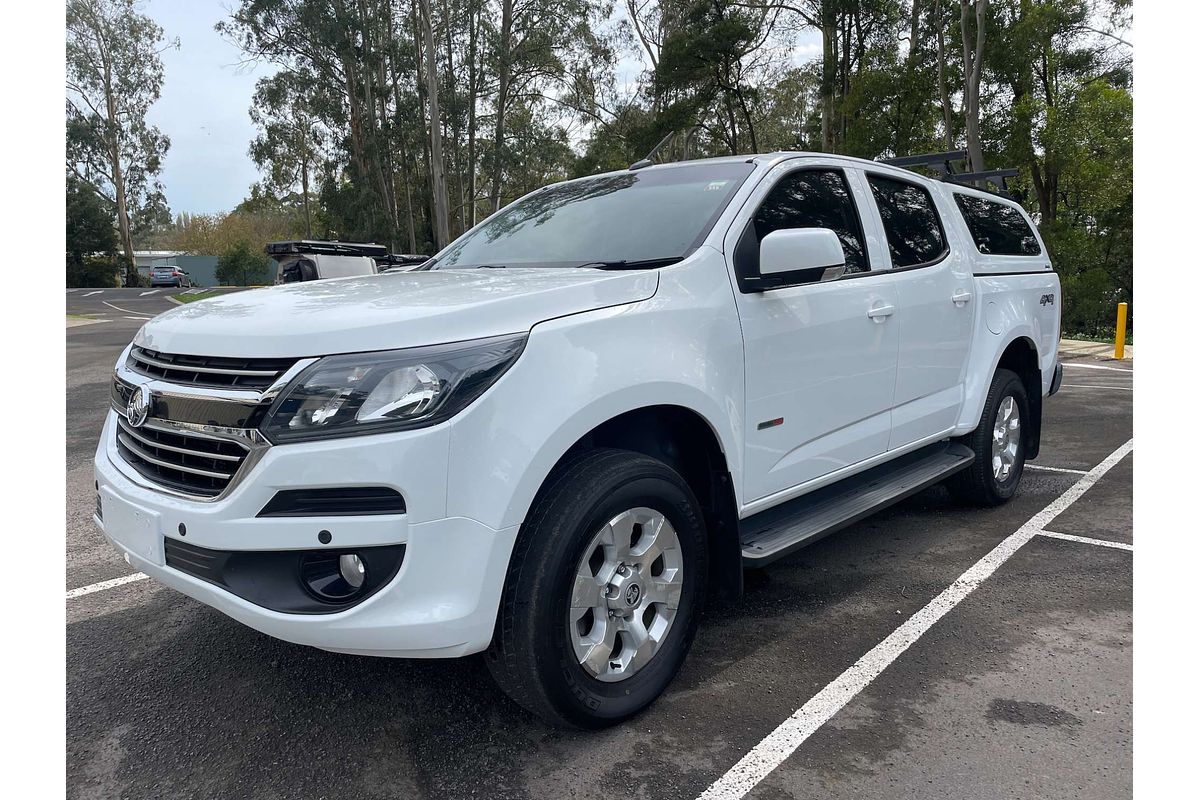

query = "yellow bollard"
[1114, 302, 1128, 360]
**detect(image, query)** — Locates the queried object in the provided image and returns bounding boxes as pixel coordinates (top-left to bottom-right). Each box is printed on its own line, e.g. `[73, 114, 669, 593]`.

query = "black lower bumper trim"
[164, 537, 405, 614]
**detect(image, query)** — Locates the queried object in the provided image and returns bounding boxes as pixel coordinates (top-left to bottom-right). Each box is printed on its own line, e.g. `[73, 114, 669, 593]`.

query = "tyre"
[946, 368, 1029, 506]
[486, 448, 708, 728]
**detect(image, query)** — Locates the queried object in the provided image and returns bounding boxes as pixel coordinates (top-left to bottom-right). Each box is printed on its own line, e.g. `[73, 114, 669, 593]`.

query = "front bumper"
[94, 411, 518, 657]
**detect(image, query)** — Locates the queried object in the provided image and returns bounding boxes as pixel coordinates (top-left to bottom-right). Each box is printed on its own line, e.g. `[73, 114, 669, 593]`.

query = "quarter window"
[953, 194, 1042, 256]
[747, 169, 869, 275]
[867, 175, 948, 268]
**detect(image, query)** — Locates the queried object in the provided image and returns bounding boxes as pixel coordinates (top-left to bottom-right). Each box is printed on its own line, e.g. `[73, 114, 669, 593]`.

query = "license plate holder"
[100, 489, 164, 566]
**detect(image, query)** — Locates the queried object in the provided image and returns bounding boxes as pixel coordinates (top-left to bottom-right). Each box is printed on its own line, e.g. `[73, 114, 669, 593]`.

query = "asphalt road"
[66, 286, 244, 321]
[66, 296, 1132, 800]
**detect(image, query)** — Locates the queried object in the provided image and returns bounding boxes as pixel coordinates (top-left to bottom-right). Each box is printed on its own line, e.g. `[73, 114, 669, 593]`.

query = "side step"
[740, 442, 975, 567]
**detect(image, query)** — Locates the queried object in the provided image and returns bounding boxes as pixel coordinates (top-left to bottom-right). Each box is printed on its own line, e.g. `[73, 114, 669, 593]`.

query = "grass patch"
[1063, 330, 1132, 346]
[172, 290, 221, 303]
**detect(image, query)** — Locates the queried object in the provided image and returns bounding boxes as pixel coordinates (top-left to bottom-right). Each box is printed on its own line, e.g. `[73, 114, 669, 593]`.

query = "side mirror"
[758, 228, 847, 286]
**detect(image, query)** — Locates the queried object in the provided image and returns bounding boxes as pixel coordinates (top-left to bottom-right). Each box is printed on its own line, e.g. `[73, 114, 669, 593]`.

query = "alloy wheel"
[568, 507, 684, 683]
[992, 395, 1021, 481]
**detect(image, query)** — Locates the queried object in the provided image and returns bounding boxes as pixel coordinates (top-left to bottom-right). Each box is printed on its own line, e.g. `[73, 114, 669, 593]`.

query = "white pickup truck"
[95, 152, 1061, 728]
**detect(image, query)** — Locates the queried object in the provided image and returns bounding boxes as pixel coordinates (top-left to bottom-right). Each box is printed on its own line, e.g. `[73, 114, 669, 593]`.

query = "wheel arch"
[959, 333, 1044, 459]
[521, 402, 744, 605]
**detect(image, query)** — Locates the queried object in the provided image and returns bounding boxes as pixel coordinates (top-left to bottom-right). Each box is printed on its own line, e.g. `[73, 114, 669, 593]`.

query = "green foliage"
[216, 241, 273, 286]
[197, 0, 1131, 336]
[983, 0, 1132, 334]
[66, 0, 175, 257]
[66, 176, 120, 288]
[67, 177, 117, 259]
[67, 257, 120, 289]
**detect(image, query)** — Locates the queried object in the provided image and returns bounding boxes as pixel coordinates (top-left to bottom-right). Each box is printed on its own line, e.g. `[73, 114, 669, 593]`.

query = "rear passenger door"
[860, 172, 975, 449]
[727, 164, 900, 505]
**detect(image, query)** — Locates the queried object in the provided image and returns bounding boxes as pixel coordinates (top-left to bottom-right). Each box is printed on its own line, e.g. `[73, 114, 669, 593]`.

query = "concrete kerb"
[1058, 338, 1133, 362]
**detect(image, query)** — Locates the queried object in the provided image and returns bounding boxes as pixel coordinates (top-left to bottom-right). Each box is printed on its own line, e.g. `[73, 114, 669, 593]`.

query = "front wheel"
[946, 368, 1030, 506]
[486, 448, 708, 728]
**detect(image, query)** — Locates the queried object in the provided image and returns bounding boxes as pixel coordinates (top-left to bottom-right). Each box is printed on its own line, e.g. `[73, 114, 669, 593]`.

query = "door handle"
[952, 290, 973, 306]
[867, 303, 895, 321]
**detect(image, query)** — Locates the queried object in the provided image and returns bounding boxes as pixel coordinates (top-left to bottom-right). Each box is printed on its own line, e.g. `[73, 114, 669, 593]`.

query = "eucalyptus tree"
[249, 72, 329, 238]
[66, 0, 177, 277]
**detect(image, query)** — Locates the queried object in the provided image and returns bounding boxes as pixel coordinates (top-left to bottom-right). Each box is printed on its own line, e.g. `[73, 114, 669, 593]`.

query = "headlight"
[262, 333, 526, 442]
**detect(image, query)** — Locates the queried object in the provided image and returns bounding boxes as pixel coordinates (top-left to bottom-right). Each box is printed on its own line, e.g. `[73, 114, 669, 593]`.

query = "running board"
[740, 442, 975, 567]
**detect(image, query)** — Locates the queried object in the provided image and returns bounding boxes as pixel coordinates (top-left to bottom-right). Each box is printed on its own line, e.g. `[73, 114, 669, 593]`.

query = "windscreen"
[430, 162, 755, 269]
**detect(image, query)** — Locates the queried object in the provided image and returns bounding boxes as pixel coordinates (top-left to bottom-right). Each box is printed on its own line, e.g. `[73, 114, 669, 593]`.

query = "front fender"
[446, 264, 745, 531]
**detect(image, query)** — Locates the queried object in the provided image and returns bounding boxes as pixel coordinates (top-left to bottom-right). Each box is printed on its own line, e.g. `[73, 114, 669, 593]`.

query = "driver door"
[727, 163, 900, 506]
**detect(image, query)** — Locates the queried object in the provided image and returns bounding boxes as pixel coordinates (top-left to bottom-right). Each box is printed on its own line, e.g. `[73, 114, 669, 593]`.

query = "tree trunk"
[490, 0, 514, 213]
[935, 0, 955, 150]
[101, 56, 134, 282]
[895, 0, 922, 154]
[419, 0, 450, 248]
[441, 0, 465, 236]
[820, 3, 837, 152]
[466, 0, 478, 227]
[301, 159, 312, 238]
[960, 0, 989, 174]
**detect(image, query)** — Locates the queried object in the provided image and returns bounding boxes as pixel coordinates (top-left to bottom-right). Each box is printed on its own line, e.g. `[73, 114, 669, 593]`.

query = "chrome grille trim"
[126, 346, 300, 390]
[115, 429, 237, 480]
[109, 414, 269, 501]
[110, 344, 316, 501]
[130, 350, 281, 378]
[115, 419, 244, 461]
[113, 414, 257, 497]
[115, 358, 318, 405]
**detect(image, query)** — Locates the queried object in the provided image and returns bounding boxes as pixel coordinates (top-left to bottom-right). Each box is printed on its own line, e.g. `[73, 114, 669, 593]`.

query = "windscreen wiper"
[574, 257, 684, 270]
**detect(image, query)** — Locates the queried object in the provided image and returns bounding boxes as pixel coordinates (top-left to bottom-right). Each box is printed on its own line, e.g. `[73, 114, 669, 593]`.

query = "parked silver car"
[149, 266, 192, 288]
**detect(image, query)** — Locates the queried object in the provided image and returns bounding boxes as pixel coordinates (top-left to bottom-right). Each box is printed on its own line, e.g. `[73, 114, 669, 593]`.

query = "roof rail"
[878, 151, 1020, 199]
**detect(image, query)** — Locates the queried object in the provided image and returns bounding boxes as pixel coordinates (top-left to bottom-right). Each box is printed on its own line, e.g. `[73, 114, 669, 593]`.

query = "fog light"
[300, 552, 368, 602]
[339, 554, 366, 588]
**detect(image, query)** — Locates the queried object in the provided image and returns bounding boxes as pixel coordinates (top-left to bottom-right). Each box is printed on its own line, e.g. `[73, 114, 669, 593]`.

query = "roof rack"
[266, 240, 391, 258]
[878, 151, 1019, 198]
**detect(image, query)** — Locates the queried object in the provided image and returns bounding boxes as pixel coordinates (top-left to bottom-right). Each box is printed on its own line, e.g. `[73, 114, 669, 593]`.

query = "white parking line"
[82, 290, 103, 297]
[1038, 530, 1133, 551]
[102, 300, 152, 318]
[1060, 384, 1133, 391]
[696, 438, 1134, 800]
[1026, 464, 1089, 476]
[66, 288, 79, 293]
[139, 289, 160, 296]
[66, 572, 148, 600]
[1064, 362, 1132, 373]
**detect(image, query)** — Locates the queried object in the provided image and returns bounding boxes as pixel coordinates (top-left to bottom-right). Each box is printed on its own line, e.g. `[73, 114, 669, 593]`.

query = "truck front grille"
[127, 346, 297, 390]
[114, 416, 251, 498]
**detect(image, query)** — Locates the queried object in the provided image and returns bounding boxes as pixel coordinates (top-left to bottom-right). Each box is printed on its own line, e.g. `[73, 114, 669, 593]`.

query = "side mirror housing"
[756, 228, 847, 287]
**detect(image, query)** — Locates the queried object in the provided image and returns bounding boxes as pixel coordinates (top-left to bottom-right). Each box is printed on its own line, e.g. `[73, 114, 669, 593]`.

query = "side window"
[954, 194, 1042, 256]
[867, 174, 947, 268]
[745, 169, 869, 275]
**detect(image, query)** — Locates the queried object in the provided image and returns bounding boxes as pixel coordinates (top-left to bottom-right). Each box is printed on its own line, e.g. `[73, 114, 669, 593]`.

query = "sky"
[145, 1, 276, 215]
